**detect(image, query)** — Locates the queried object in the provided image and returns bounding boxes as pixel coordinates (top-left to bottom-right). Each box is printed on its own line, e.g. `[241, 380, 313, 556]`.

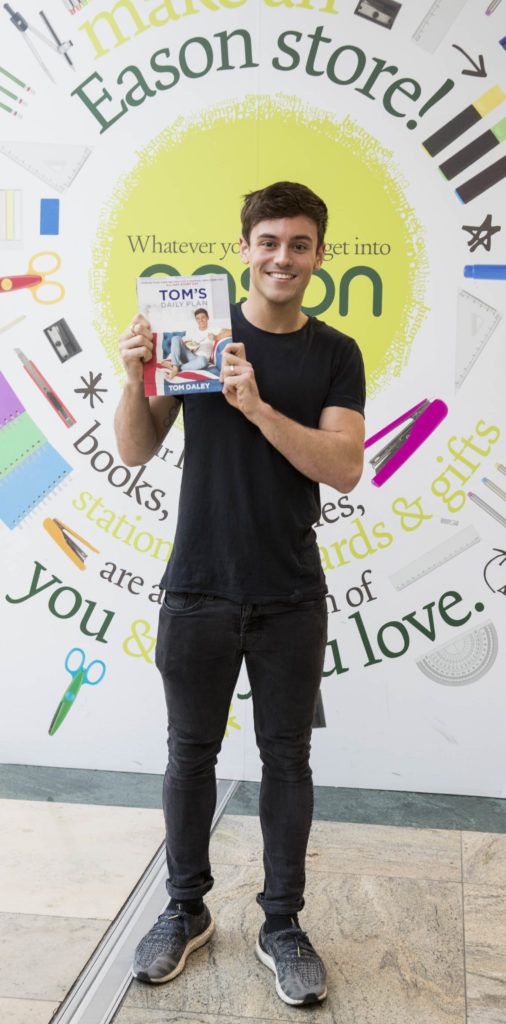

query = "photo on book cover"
[137, 273, 233, 396]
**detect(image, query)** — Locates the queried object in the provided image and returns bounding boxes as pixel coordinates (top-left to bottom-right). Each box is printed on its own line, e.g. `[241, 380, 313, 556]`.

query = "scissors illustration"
[48, 647, 106, 736]
[0, 251, 65, 304]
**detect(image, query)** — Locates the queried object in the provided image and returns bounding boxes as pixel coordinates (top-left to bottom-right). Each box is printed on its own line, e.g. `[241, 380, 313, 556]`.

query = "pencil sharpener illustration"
[354, 0, 401, 29]
[44, 318, 81, 362]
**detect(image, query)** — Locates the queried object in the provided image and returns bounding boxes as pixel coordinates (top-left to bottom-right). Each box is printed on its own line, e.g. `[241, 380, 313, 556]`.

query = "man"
[114, 181, 365, 1006]
[163, 309, 213, 379]
[163, 308, 231, 380]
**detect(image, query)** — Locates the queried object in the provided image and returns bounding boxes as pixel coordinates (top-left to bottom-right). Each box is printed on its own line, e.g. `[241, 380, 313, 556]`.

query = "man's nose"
[274, 245, 291, 265]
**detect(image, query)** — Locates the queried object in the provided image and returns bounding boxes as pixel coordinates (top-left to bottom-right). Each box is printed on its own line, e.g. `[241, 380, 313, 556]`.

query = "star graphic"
[74, 370, 108, 409]
[462, 214, 501, 253]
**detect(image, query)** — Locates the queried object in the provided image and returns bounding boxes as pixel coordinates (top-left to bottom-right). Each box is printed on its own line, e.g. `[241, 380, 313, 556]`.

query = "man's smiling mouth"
[267, 272, 296, 279]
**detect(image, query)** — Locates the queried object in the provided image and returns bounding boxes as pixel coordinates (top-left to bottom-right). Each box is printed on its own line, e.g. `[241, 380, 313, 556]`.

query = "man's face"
[239, 215, 323, 308]
[195, 312, 209, 330]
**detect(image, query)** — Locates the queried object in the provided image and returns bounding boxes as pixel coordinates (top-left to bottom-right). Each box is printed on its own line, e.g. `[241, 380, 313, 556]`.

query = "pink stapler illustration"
[365, 398, 448, 487]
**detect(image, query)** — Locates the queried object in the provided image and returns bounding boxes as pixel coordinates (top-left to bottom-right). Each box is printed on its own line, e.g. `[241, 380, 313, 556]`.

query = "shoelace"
[142, 911, 185, 952]
[271, 928, 317, 961]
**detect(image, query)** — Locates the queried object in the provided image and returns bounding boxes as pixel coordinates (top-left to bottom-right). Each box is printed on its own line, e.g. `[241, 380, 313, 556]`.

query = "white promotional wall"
[0, 0, 505, 796]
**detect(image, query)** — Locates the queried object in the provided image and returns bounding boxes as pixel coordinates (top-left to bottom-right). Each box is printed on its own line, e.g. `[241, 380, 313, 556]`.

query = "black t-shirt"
[160, 302, 365, 603]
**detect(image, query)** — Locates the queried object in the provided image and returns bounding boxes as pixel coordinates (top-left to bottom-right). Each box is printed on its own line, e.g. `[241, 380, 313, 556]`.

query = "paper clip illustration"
[365, 398, 448, 487]
[1, 251, 64, 304]
[3, 5, 74, 82]
[49, 647, 106, 736]
[43, 517, 100, 570]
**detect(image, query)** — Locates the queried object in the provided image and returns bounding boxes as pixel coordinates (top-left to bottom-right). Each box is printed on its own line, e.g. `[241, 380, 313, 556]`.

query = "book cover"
[137, 274, 233, 396]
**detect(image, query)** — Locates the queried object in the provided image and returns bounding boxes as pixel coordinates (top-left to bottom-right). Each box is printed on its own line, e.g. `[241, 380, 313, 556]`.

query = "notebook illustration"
[0, 372, 72, 528]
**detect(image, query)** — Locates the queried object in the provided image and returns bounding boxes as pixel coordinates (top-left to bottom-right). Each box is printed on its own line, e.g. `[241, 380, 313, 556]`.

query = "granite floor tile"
[3, 768, 506, 833]
[464, 885, 506, 1024]
[462, 833, 506, 886]
[227, 781, 506, 833]
[210, 814, 462, 882]
[0, 998, 59, 1024]
[0, 913, 107, 1001]
[114, 1010, 288, 1023]
[0, 799, 164, 917]
[123, 861, 465, 1024]
[0, 764, 164, 809]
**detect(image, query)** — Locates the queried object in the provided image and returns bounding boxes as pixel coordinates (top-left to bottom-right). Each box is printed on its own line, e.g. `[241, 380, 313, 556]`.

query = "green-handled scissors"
[49, 647, 106, 736]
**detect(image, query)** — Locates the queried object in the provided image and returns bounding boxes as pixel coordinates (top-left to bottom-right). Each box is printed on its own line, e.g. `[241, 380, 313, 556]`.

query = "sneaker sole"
[132, 917, 215, 984]
[255, 939, 327, 1006]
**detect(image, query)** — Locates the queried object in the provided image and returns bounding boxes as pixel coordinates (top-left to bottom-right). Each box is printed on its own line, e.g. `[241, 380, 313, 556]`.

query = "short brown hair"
[240, 181, 328, 248]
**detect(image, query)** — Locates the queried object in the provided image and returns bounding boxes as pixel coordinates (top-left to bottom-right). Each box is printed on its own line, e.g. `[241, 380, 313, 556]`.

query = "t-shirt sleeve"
[323, 336, 366, 417]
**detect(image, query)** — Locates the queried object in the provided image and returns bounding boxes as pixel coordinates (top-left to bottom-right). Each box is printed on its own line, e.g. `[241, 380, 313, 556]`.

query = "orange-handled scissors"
[0, 251, 65, 304]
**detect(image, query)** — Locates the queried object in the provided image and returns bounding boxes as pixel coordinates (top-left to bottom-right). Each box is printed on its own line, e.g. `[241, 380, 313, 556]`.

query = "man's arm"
[249, 404, 364, 493]
[221, 342, 364, 492]
[114, 313, 181, 467]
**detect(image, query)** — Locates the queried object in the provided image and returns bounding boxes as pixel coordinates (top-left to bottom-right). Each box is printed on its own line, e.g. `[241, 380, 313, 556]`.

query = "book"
[137, 274, 233, 396]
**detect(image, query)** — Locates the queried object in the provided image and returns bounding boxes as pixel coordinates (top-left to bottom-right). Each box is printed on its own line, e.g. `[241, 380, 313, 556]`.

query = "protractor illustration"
[416, 621, 498, 685]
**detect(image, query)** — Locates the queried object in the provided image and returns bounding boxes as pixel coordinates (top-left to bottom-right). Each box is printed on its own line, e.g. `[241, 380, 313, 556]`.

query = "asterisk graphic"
[74, 370, 107, 409]
[462, 214, 501, 253]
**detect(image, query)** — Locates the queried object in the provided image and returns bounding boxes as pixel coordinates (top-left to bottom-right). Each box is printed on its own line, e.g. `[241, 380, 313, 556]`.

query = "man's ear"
[239, 235, 250, 265]
[314, 243, 324, 270]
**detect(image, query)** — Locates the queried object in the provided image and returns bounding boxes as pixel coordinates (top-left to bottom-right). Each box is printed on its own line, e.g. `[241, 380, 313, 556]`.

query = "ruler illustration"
[0, 141, 91, 193]
[0, 188, 22, 247]
[389, 524, 480, 590]
[455, 290, 501, 390]
[417, 621, 498, 684]
[413, 0, 470, 53]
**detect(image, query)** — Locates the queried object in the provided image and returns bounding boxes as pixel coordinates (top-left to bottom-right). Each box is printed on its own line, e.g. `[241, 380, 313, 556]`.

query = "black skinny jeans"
[155, 590, 328, 916]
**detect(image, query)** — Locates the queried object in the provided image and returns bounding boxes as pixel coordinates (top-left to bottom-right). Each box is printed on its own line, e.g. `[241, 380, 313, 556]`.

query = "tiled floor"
[114, 815, 506, 1024]
[0, 792, 165, 1023]
[1, 767, 505, 1024]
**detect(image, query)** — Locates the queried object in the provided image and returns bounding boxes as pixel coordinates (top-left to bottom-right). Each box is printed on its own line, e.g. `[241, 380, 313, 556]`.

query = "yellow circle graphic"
[92, 94, 428, 395]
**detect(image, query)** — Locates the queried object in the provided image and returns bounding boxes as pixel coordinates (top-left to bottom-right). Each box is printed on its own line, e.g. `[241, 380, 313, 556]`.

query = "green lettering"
[355, 58, 398, 100]
[322, 638, 349, 677]
[117, 64, 157, 106]
[214, 28, 258, 70]
[151, 47, 180, 90]
[273, 30, 302, 71]
[339, 266, 382, 317]
[327, 45, 366, 86]
[5, 561, 61, 604]
[179, 36, 214, 77]
[71, 72, 127, 132]
[438, 591, 472, 628]
[383, 77, 421, 118]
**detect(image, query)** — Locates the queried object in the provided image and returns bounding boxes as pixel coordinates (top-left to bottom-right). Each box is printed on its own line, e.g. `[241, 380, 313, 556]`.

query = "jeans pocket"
[162, 591, 207, 613]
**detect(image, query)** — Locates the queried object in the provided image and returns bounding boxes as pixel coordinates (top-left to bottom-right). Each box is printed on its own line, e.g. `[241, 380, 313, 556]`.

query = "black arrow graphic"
[452, 45, 487, 77]
[483, 548, 506, 593]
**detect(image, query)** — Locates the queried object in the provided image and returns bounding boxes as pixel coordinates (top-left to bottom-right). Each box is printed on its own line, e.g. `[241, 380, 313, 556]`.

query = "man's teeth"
[269, 272, 294, 279]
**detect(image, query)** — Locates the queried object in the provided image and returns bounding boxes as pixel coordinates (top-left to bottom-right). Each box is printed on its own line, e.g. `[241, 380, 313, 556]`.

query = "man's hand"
[119, 313, 153, 384]
[220, 342, 264, 421]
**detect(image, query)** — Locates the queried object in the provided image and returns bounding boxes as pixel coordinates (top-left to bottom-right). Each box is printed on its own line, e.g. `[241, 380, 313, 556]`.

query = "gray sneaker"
[255, 922, 327, 1005]
[132, 904, 214, 983]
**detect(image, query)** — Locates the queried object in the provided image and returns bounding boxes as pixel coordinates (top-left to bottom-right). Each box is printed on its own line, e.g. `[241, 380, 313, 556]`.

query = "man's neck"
[240, 296, 308, 334]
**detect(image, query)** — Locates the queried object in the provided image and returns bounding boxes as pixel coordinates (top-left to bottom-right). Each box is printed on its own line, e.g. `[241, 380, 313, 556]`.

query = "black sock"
[264, 913, 299, 934]
[168, 897, 204, 916]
